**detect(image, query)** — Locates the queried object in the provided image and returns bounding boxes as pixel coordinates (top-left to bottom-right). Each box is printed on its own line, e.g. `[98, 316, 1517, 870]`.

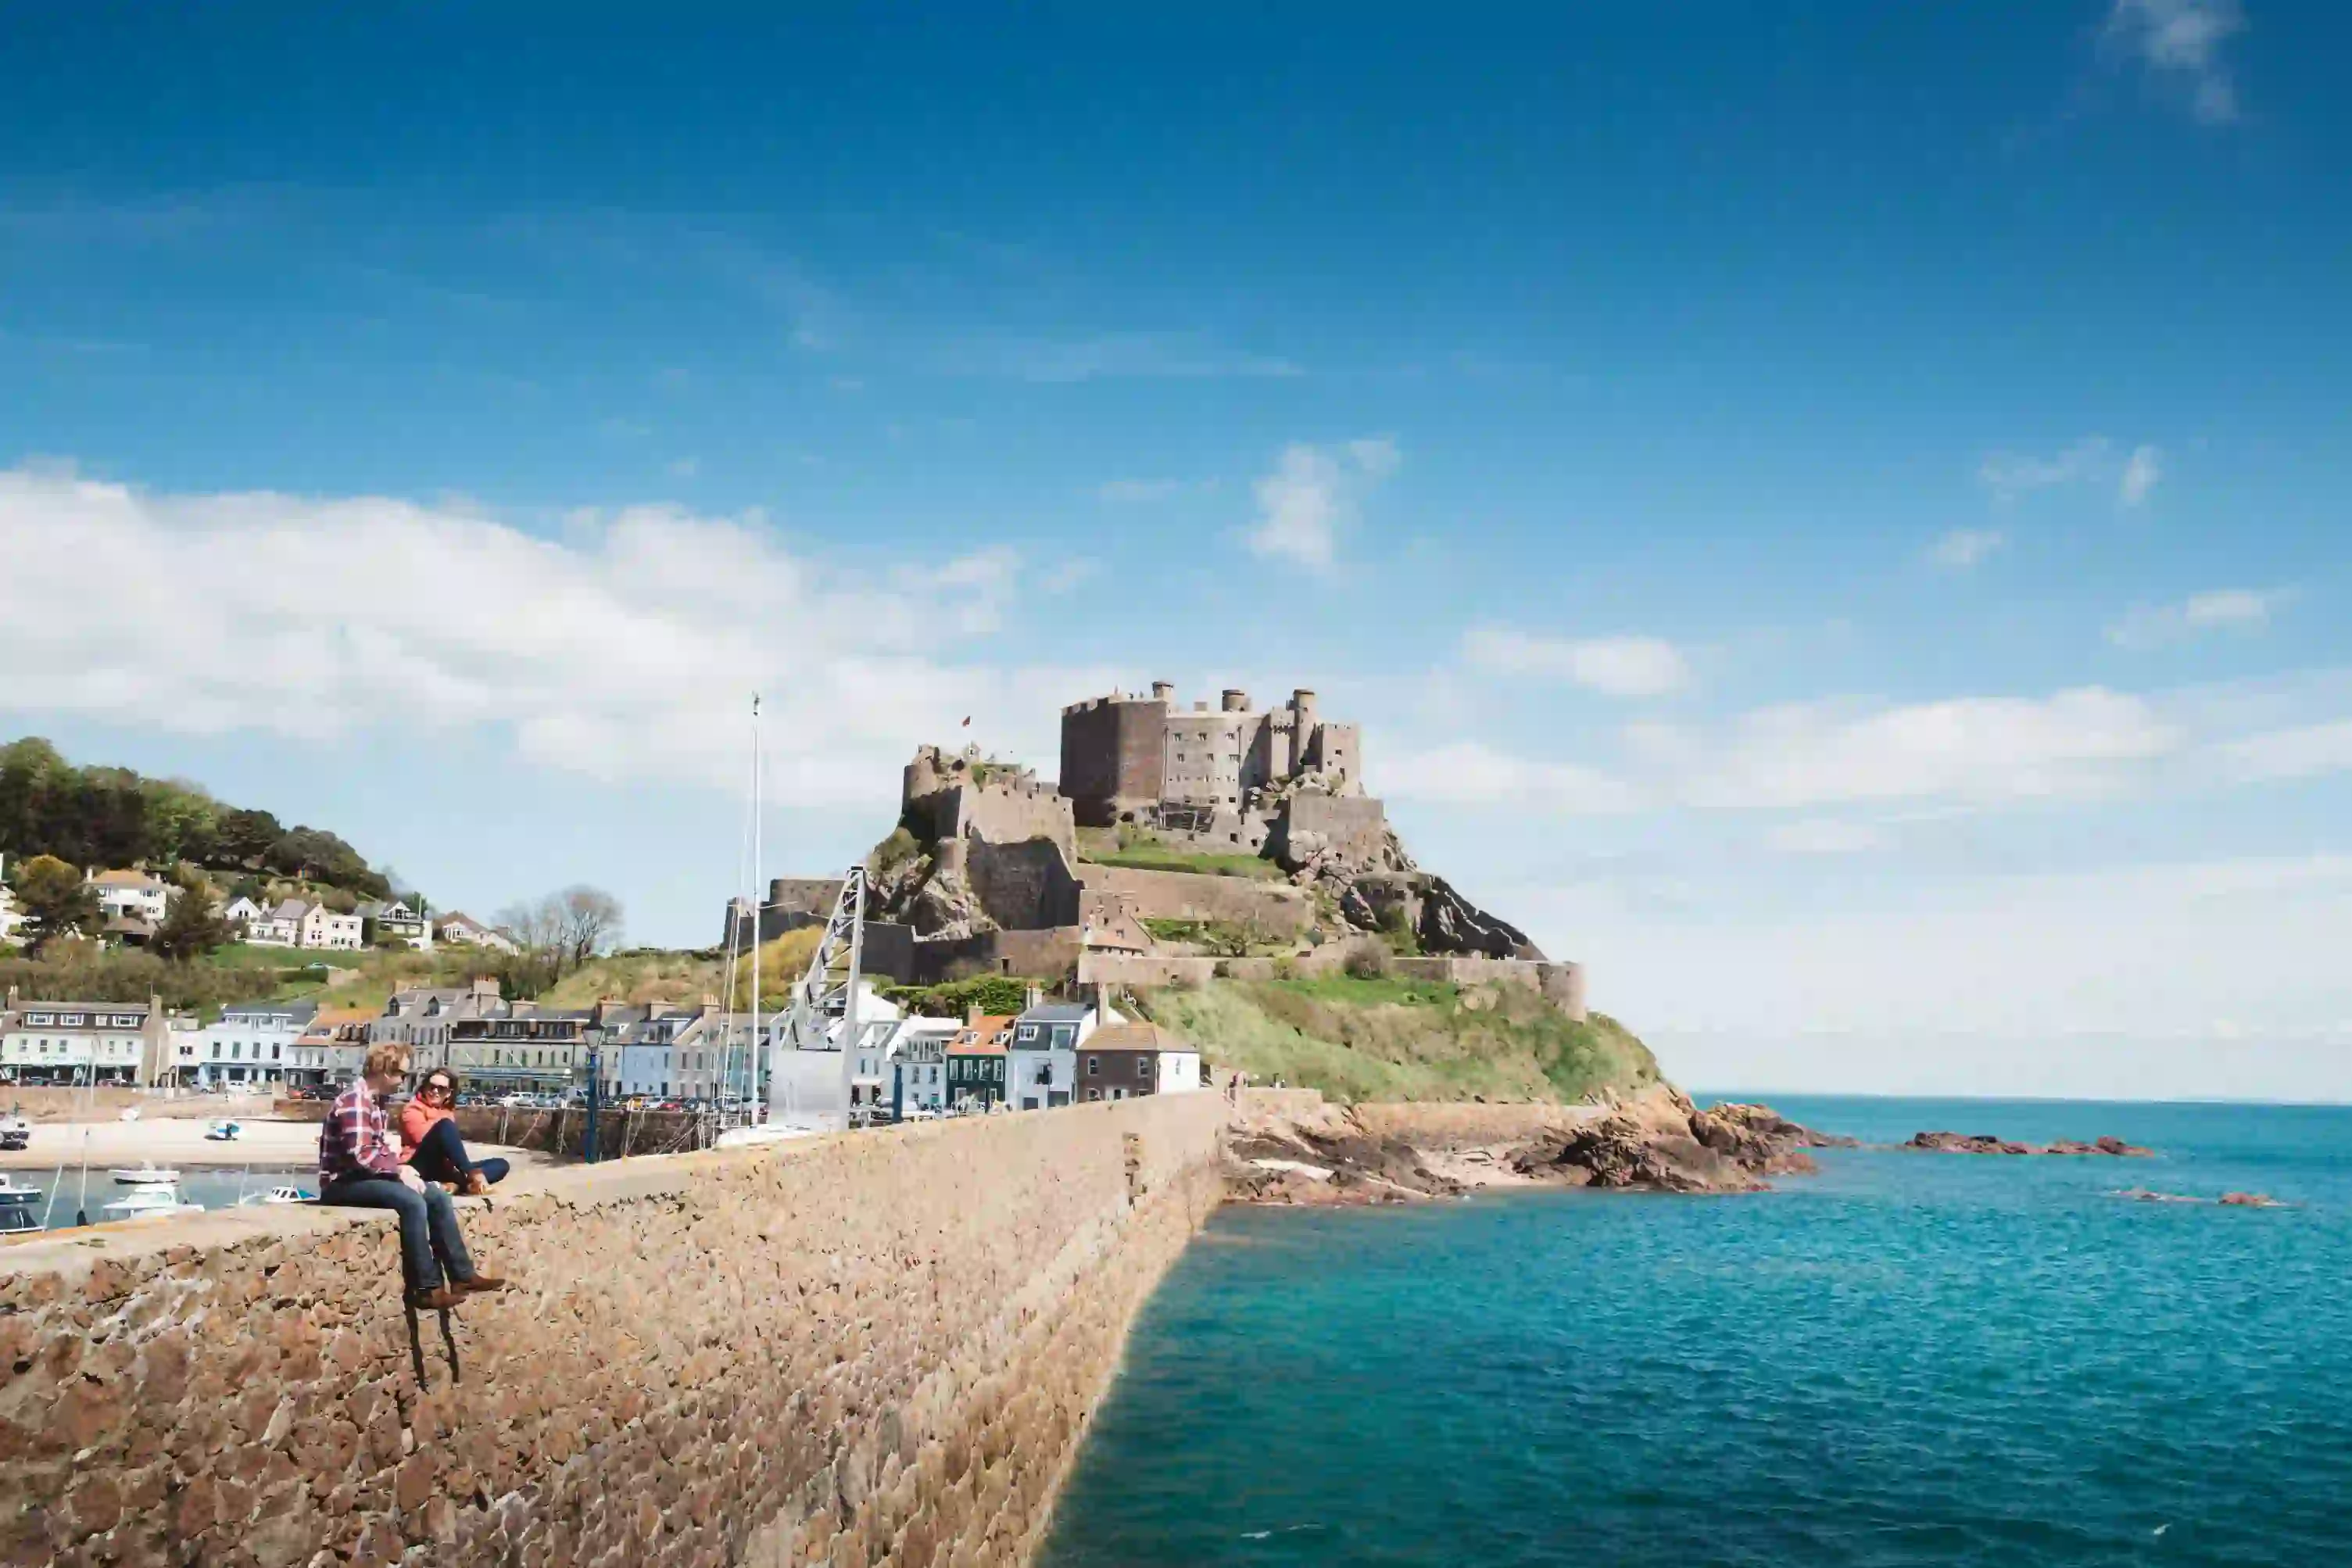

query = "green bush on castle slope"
[1133, 974, 1661, 1105]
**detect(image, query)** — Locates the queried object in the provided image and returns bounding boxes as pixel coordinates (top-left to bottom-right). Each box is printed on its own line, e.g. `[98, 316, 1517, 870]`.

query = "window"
[1086, 1056, 1099, 1077]
[1051, 1025, 1076, 1048]
[1086, 1089, 1101, 1102]
[1016, 1024, 1038, 1043]
[1137, 1057, 1151, 1078]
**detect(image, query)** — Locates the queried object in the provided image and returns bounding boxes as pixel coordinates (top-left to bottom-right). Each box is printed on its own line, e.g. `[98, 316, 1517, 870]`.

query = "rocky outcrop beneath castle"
[1224, 1088, 1849, 1204]
[1505, 1089, 1842, 1193]
[1905, 1131, 2155, 1157]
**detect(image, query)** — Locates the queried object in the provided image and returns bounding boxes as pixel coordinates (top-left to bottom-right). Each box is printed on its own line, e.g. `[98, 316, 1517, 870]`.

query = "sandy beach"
[0, 1115, 547, 1175]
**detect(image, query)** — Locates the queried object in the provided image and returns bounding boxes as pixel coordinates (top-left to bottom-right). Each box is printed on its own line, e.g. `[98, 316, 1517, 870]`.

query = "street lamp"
[582, 1024, 606, 1165]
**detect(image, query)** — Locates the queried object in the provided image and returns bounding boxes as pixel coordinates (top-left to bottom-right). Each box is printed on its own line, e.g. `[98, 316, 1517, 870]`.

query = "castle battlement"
[1058, 680, 1362, 829]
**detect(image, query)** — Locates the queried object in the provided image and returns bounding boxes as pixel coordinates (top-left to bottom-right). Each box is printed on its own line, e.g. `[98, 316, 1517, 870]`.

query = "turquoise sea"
[1043, 1097, 2352, 1567]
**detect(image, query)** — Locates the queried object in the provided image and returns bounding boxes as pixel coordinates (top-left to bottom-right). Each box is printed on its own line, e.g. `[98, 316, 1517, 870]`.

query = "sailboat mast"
[748, 693, 762, 1119]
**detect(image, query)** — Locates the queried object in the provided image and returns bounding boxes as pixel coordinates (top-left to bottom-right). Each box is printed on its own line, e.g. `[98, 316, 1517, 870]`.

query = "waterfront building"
[943, 1014, 1015, 1111]
[183, 1000, 320, 1090]
[0, 995, 174, 1086]
[368, 980, 504, 1071]
[1075, 1022, 1204, 1102]
[889, 1016, 961, 1115]
[289, 1008, 377, 1088]
[1008, 1001, 1116, 1112]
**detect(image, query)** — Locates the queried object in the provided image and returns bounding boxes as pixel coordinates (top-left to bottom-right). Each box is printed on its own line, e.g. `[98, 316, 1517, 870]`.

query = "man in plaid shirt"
[319, 1041, 510, 1310]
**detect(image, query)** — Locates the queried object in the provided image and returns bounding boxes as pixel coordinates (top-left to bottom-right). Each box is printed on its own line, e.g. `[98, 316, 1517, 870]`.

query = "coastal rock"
[1507, 1090, 1842, 1193]
[2110, 1188, 2285, 1208]
[1908, 1132, 2153, 1158]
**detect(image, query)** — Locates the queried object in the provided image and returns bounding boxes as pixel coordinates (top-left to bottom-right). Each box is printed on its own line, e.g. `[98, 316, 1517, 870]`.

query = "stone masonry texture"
[0, 1092, 1227, 1567]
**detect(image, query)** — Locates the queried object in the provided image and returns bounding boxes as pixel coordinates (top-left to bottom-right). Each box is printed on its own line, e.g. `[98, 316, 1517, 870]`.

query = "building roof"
[221, 999, 320, 1025]
[1016, 1003, 1094, 1025]
[89, 868, 166, 890]
[6, 1000, 153, 1022]
[946, 1015, 1015, 1054]
[1084, 1022, 1191, 1054]
[268, 899, 310, 921]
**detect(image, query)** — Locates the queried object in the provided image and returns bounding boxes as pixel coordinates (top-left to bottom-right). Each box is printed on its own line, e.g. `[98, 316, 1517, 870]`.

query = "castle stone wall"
[1079, 867, 1314, 939]
[0, 1094, 1228, 1567]
[910, 926, 1085, 985]
[965, 837, 1085, 932]
[1270, 794, 1387, 865]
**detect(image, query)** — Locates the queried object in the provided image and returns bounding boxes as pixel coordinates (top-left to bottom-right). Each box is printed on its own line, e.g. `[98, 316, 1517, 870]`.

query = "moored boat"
[109, 1161, 182, 1185]
[101, 1182, 204, 1222]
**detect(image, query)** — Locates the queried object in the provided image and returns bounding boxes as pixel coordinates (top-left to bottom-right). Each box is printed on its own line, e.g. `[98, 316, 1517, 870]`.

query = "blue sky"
[5, 2, 2349, 1097]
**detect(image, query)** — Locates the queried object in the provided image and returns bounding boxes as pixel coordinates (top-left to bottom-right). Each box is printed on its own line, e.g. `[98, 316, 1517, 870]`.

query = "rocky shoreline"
[1225, 1087, 1854, 1205]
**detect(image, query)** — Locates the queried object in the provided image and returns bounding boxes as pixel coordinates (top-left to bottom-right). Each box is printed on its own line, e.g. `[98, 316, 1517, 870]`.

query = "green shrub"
[1344, 943, 1393, 980]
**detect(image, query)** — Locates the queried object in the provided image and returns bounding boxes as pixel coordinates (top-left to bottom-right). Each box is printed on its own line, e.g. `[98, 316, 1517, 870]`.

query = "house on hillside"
[943, 1013, 1015, 1112]
[298, 903, 363, 951]
[221, 896, 265, 935]
[0, 857, 23, 948]
[356, 899, 433, 950]
[86, 868, 174, 925]
[1007, 1000, 1117, 1112]
[1075, 1022, 1203, 1102]
[435, 911, 520, 955]
[246, 899, 306, 948]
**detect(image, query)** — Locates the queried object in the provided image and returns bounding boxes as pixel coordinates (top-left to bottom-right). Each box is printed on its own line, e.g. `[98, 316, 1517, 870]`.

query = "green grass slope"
[1133, 974, 1662, 1105]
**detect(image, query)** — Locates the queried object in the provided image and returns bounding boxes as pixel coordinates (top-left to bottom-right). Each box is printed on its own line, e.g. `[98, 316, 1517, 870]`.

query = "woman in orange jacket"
[401, 1070, 510, 1195]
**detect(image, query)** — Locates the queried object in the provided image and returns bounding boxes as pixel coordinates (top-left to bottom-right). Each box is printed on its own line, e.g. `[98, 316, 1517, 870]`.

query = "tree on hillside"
[556, 886, 625, 972]
[149, 884, 231, 961]
[212, 807, 285, 868]
[11, 855, 102, 954]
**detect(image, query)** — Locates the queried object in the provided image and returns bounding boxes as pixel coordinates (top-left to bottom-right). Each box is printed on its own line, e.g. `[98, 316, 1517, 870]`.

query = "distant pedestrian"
[318, 1044, 510, 1312]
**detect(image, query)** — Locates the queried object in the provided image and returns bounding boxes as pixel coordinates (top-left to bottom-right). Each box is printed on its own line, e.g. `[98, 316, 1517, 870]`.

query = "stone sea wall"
[0, 1093, 1229, 1567]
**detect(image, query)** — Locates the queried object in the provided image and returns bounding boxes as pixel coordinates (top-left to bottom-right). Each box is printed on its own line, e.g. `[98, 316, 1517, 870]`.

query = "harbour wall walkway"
[0, 1092, 1229, 1566]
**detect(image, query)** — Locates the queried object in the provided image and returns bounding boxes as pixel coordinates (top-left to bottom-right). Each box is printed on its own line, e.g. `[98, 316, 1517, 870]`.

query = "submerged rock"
[1909, 1131, 2154, 1157]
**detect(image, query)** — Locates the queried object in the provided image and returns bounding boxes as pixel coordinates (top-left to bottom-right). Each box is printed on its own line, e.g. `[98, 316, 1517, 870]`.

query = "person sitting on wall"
[318, 1044, 510, 1312]
[401, 1069, 509, 1196]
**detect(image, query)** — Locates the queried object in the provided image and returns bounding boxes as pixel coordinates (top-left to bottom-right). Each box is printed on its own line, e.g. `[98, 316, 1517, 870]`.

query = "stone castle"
[728, 679, 1581, 1015]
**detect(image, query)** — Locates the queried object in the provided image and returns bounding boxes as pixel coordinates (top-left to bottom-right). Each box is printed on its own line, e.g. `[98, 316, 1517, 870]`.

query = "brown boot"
[454, 1273, 509, 1294]
[461, 1169, 491, 1197]
[409, 1285, 464, 1311]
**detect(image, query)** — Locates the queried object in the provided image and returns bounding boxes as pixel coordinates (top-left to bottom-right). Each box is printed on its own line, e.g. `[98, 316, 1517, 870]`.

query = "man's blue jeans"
[319, 1174, 477, 1294]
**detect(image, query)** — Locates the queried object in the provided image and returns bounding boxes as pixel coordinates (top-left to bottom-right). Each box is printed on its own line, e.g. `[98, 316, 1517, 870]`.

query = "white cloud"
[0, 464, 1104, 803]
[1244, 439, 1399, 570]
[2107, 587, 2282, 649]
[1976, 437, 2163, 507]
[1763, 819, 1887, 855]
[1462, 626, 1692, 698]
[2118, 442, 2163, 507]
[2217, 719, 2352, 783]
[1645, 687, 2185, 810]
[2103, 0, 2246, 124]
[1377, 740, 1641, 815]
[1928, 528, 2005, 569]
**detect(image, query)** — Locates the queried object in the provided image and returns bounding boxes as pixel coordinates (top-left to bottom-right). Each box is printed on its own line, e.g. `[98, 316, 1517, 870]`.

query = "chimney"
[1024, 983, 1044, 1012]
[967, 1003, 983, 1026]
[1221, 688, 1249, 713]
